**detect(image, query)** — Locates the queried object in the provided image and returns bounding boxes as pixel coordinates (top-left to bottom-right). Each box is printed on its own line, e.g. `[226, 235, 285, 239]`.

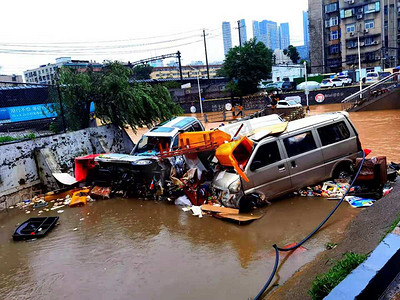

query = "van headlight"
[228, 178, 241, 194]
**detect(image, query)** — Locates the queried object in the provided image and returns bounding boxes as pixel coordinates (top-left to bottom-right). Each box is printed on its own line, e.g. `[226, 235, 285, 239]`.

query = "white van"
[212, 112, 362, 209]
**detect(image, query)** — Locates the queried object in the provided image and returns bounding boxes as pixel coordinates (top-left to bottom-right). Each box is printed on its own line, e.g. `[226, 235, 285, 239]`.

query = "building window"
[329, 44, 340, 54]
[364, 2, 380, 14]
[341, 8, 355, 19]
[325, 3, 338, 13]
[346, 23, 356, 33]
[330, 30, 339, 40]
[347, 40, 358, 48]
[365, 20, 374, 29]
[327, 17, 339, 27]
[365, 37, 374, 45]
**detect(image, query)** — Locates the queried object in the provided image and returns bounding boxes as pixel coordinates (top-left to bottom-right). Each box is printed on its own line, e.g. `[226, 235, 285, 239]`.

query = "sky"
[0, 0, 308, 76]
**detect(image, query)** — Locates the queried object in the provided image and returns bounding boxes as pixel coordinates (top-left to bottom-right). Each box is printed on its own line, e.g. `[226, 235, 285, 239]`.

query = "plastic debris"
[175, 195, 192, 206]
[73, 228, 78, 231]
[57, 210, 64, 213]
[190, 206, 203, 218]
[345, 196, 375, 208]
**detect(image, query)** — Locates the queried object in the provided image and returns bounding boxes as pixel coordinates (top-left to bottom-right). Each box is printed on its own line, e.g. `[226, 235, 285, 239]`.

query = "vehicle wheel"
[332, 84, 336, 88]
[332, 162, 353, 181]
[131, 159, 158, 171]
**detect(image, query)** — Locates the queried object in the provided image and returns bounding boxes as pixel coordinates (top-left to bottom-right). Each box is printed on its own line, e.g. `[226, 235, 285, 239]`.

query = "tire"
[332, 84, 336, 88]
[332, 162, 353, 181]
[130, 159, 158, 171]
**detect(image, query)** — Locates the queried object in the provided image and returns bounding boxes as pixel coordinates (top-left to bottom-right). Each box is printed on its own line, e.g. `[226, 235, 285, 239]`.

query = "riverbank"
[268, 179, 400, 300]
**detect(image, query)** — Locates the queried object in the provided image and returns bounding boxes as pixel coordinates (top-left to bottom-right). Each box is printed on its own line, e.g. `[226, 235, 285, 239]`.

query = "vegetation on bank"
[56, 62, 182, 131]
[0, 132, 36, 143]
[380, 212, 400, 242]
[308, 252, 367, 300]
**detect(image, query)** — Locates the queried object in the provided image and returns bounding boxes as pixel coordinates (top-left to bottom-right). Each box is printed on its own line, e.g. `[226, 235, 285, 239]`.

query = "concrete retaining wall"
[0, 125, 134, 208]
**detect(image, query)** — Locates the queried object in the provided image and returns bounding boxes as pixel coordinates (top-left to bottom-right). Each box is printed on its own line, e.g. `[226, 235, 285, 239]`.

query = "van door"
[245, 140, 292, 199]
[316, 120, 358, 177]
[282, 130, 325, 190]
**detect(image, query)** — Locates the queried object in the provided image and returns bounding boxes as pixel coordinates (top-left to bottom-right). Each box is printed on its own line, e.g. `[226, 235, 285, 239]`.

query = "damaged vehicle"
[212, 112, 363, 210]
[87, 117, 205, 197]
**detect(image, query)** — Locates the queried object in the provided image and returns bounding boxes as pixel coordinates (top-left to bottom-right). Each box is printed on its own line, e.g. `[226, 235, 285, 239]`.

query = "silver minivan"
[212, 112, 362, 209]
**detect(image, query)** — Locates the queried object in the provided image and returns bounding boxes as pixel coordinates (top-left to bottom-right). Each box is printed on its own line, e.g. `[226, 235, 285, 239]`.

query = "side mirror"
[250, 161, 263, 172]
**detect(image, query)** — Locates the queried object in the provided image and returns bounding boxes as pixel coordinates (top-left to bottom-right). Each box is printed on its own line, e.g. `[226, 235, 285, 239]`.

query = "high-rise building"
[253, 20, 279, 50]
[279, 23, 290, 50]
[308, 0, 399, 74]
[252, 21, 260, 43]
[222, 21, 232, 55]
[239, 19, 247, 45]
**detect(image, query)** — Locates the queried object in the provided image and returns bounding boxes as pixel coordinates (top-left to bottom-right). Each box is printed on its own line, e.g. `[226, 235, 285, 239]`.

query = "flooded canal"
[0, 196, 357, 300]
[0, 104, 398, 299]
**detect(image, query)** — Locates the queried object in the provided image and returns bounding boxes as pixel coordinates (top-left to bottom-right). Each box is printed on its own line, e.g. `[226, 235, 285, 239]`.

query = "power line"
[0, 29, 205, 46]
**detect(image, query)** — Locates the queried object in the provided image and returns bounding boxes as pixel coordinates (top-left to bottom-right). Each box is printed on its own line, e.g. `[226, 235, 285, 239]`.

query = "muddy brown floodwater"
[0, 105, 398, 300]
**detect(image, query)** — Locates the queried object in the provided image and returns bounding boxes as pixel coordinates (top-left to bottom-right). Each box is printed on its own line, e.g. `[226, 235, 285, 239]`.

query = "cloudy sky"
[0, 0, 307, 76]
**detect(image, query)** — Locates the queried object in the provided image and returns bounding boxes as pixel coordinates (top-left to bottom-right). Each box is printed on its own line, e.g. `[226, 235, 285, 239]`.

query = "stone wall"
[0, 125, 134, 208]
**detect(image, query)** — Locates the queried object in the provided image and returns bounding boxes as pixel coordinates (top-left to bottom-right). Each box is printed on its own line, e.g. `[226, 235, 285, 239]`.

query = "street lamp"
[304, 61, 310, 114]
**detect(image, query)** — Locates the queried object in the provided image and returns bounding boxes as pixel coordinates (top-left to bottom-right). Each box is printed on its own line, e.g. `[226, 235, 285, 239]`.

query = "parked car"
[362, 72, 379, 84]
[338, 76, 353, 86]
[281, 81, 295, 92]
[320, 78, 345, 88]
[276, 100, 302, 108]
[212, 112, 362, 209]
[264, 82, 283, 92]
[296, 81, 320, 91]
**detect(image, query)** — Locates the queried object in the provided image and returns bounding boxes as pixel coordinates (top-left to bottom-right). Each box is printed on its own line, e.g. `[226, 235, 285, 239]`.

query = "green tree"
[132, 64, 154, 80]
[218, 38, 273, 96]
[57, 62, 182, 131]
[283, 45, 300, 64]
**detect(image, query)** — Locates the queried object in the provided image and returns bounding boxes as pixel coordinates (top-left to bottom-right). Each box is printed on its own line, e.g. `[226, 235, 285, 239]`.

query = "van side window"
[250, 142, 281, 170]
[283, 131, 317, 157]
[317, 121, 350, 146]
[192, 122, 202, 131]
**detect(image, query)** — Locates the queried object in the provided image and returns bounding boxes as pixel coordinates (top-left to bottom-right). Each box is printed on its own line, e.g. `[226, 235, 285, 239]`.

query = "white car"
[338, 76, 353, 86]
[296, 81, 320, 91]
[320, 78, 345, 88]
[276, 100, 302, 108]
[362, 72, 379, 84]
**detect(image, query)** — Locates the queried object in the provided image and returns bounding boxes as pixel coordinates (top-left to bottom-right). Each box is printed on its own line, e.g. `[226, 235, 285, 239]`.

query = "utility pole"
[237, 20, 242, 47]
[357, 30, 363, 99]
[177, 51, 183, 83]
[203, 29, 210, 80]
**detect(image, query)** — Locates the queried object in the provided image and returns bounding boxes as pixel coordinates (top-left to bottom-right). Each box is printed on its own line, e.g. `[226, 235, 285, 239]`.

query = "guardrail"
[341, 73, 397, 111]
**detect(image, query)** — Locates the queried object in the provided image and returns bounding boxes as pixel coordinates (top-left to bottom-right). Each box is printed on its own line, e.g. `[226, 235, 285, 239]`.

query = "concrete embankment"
[0, 125, 133, 208]
[268, 179, 400, 300]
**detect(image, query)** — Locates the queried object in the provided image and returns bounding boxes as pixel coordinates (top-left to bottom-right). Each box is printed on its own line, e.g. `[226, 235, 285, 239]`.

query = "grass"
[0, 132, 36, 143]
[308, 252, 368, 300]
[380, 213, 400, 242]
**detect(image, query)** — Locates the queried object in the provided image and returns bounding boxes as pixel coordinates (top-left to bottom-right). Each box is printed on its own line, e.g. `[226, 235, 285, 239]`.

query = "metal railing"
[341, 73, 398, 111]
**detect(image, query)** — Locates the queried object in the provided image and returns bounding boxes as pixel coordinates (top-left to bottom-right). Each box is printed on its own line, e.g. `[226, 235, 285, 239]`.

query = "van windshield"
[135, 136, 172, 156]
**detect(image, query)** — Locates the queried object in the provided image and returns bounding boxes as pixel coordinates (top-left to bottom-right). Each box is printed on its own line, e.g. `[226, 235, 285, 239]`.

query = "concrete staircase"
[341, 73, 400, 112]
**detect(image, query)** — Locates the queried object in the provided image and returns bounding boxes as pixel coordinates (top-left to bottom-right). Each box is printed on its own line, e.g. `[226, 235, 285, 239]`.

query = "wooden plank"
[201, 204, 239, 215]
[217, 213, 262, 222]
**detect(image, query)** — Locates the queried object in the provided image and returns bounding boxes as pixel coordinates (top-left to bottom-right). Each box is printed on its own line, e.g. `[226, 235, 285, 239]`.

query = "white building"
[273, 49, 292, 65]
[272, 64, 304, 82]
[24, 57, 102, 85]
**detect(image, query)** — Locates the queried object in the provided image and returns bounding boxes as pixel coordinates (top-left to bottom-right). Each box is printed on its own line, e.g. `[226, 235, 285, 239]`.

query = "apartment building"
[0, 74, 23, 85]
[24, 57, 103, 85]
[150, 65, 222, 80]
[308, 0, 399, 73]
